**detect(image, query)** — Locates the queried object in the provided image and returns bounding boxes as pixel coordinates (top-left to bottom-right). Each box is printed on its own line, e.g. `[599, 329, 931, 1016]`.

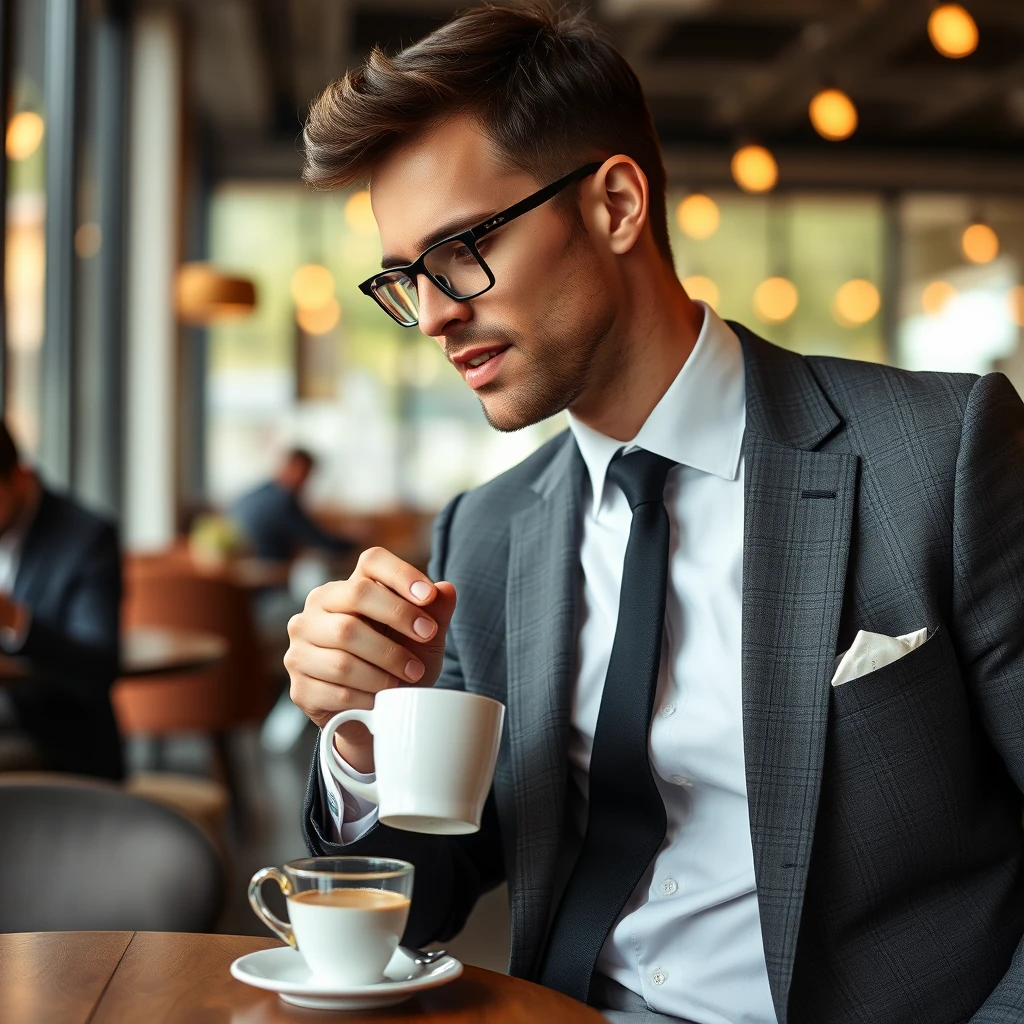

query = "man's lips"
[451, 345, 510, 390]
[448, 343, 511, 369]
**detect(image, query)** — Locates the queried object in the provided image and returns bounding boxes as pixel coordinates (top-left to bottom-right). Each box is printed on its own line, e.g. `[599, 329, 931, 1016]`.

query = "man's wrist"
[332, 729, 374, 775]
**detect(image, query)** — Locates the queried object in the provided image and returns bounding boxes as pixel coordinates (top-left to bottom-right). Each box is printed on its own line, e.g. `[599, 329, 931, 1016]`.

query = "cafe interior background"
[3, 0, 1024, 969]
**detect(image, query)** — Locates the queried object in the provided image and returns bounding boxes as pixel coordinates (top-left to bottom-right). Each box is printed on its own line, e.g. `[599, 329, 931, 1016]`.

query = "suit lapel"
[505, 435, 585, 977]
[12, 489, 55, 608]
[734, 325, 858, 1023]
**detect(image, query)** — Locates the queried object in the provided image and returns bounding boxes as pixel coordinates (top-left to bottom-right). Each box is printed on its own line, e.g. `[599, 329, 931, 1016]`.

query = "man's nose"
[415, 273, 470, 338]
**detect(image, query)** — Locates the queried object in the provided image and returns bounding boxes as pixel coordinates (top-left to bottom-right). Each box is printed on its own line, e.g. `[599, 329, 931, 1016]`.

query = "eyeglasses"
[358, 162, 602, 327]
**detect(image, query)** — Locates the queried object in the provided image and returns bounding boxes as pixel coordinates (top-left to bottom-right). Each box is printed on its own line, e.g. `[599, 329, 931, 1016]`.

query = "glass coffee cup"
[248, 856, 414, 986]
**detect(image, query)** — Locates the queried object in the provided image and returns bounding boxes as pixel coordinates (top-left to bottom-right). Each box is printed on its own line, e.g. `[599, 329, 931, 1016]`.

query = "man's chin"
[477, 385, 570, 434]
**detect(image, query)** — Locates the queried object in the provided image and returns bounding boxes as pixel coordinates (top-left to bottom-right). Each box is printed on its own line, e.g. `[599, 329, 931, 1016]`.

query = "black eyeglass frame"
[358, 161, 603, 326]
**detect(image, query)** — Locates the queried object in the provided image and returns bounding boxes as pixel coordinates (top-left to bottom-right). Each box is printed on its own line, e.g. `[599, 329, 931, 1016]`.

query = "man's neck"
[570, 268, 704, 442]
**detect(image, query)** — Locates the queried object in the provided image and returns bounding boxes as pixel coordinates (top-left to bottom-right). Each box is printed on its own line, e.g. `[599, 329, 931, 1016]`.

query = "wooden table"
[0, 932, 606, 1023]
[0, 626, 229, 685]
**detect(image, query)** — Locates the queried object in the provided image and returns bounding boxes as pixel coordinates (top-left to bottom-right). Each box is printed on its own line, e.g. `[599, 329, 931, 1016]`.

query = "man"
[285, 5, 1024, 1023]
[230, 448, 354, 562]
[0, 422, 123, 779]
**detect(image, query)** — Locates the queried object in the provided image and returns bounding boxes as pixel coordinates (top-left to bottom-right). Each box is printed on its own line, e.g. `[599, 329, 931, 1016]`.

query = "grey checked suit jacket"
[304, 325, 1024, 1024]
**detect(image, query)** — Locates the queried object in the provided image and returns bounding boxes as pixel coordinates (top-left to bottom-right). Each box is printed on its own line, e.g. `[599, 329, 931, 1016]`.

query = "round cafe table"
[0, 626, 228, 685]
[0, 931, 607, 1024]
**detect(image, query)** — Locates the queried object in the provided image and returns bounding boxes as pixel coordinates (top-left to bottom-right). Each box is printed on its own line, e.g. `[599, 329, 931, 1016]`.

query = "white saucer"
[230, 944, 463, 1010]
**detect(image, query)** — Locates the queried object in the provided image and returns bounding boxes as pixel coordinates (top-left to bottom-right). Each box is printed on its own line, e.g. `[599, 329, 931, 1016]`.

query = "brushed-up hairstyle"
[302, 2, 673, 264]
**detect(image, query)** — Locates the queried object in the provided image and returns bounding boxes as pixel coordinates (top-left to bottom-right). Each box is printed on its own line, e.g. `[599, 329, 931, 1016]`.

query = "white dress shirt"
[319, 304, 777, 1023]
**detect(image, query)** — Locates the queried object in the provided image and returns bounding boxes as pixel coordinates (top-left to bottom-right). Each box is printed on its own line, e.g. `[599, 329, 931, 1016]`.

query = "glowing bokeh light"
[681, 274, 720, 308]
[961, 222, 999, 264]
[6, 112, 44, 161]
[809, 88, 858, 141]
[676, 195, 720, 239]
[753, 277, 798, 322]
[290, 264, 335, 309]
[922, 280, 957, 316]
[833, 279, 880, 326]
[928, 4, 978, 59]
[731, 145, 778, 194]
[297, 297, 341, 335]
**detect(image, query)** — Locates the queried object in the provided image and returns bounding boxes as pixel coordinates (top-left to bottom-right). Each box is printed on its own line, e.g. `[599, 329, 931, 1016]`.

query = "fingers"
[288, 671, 375, 730]
[308, 575, 440, 648]
[288, 616, 425, 686]
[356, 547, 438, 606]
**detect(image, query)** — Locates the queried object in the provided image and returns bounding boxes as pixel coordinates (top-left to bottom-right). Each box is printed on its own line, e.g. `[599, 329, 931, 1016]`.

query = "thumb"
[427, 580, 457, 635]
[418, 581, 457, 673]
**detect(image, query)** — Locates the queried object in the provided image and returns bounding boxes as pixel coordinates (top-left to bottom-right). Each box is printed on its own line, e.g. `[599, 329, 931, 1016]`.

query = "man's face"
[0, 468, 27, 535]
[282, 457, 314, 494]
[370, 116, 620, 432]
[0, 479, 16, 534]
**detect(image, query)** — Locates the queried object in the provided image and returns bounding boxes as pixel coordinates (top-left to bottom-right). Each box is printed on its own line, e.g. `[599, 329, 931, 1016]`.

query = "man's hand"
[285, 546, 457, 774]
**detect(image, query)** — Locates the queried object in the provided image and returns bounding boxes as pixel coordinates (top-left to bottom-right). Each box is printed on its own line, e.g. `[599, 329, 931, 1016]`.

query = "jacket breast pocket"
[830, 625, 950, 719]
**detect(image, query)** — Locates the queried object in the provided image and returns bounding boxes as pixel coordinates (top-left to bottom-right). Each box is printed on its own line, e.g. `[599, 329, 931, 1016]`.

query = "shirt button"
[660, 703, 677, 717]
[651, 967, 668, 986]
[659, 878, 678, 896]
[671, 775, 693, 788]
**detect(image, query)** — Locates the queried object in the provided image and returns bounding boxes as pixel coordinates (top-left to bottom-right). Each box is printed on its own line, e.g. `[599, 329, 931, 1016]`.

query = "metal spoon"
[407, 947, 448, 966]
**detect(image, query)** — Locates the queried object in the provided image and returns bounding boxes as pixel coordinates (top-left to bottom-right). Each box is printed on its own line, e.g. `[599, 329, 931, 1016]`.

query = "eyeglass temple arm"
[469, 162, 603, 242]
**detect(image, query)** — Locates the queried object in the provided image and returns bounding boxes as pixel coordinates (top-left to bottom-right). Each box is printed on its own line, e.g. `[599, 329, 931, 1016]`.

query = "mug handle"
[248, 867, 297, 948]
[322, 709, 380, 804]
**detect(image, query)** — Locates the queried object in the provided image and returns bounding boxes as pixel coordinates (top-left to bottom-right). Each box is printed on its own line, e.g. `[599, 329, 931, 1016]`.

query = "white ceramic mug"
[323, 687, 505, 835]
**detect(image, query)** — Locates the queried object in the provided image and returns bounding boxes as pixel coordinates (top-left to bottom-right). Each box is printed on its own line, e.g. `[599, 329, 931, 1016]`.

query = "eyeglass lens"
[373, 238, 490, 324]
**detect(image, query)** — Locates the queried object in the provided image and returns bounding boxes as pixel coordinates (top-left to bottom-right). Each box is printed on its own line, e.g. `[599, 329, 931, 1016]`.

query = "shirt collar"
[567, 302, 746, 515]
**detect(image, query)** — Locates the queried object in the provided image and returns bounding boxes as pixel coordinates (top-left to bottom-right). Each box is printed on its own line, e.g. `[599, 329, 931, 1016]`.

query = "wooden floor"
[127, 723, 513, 974]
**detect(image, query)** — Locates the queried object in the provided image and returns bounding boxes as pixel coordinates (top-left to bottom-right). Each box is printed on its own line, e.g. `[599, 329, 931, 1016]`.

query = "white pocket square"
[831, 627, 930, 687]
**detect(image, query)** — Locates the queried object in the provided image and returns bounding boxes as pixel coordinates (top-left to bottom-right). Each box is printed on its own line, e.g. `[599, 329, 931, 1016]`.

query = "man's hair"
[302, 2, 673, 264]
[286, 448, 316, 469]
[0, 422, 19, 479]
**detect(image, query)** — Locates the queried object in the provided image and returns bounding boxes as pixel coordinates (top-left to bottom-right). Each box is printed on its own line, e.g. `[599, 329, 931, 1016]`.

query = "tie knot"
[606, 449, 677, 511]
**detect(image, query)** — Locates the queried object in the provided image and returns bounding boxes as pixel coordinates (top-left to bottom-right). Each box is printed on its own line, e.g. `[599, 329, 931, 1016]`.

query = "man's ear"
[582, 155, 649, 258]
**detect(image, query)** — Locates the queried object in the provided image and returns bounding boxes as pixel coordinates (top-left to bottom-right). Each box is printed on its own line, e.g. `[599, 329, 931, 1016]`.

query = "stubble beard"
[475, 304, 619, 432]
[477, 255, 617, 432]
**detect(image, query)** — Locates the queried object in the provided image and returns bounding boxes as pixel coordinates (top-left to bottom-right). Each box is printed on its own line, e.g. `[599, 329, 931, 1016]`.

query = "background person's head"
[0, 421, 34, 534]
[276, 448, 317, 494]
[303, 2, 689, 435]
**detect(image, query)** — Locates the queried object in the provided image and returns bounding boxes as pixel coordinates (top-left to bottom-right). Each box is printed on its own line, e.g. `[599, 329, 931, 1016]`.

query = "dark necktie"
[539, 448, 677, 1003]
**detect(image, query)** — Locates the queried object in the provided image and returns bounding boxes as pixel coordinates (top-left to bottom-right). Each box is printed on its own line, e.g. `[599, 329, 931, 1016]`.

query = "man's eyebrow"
[380, 210, 497, 270]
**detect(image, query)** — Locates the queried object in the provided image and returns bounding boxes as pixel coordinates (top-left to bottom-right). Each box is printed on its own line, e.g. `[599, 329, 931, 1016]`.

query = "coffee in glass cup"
[248, 856, 413, 986]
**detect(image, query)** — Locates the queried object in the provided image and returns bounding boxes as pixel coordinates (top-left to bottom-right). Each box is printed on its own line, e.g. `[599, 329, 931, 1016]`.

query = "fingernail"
[410, 581, 433, 601]
[413, 616, 436, 639]
[405, 660, 425, 682]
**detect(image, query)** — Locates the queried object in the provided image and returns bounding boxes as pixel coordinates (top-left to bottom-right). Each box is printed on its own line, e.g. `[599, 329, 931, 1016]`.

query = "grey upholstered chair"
[0, 774, 223, 933]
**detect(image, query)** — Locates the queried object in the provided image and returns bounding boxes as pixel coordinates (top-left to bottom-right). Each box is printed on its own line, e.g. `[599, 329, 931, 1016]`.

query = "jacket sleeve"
[952, 373, 1024, 1022]
[10, 521, 121, 692]
[302, 492, 507, 947]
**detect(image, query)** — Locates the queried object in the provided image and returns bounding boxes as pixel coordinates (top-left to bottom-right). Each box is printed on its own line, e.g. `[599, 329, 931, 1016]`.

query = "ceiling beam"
[909, 58, 1024, 131]
[726, 0, 928, 132]
[663, 142, 1024, 193]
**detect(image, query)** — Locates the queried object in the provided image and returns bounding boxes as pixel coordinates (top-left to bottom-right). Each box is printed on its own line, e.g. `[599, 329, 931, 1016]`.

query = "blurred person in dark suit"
[229, 448, 355, 563]
[0, 421, 123, 779]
